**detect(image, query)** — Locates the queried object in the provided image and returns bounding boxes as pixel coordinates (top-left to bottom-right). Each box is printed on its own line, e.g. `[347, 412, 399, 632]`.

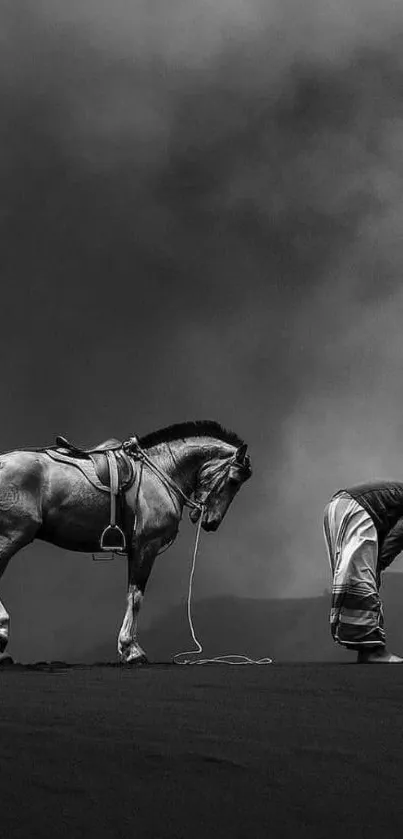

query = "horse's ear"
[236, 444, 248, 464]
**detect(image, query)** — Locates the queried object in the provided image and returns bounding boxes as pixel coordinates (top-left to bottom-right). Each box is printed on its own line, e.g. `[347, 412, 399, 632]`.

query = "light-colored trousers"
[323, 492, 385, 649]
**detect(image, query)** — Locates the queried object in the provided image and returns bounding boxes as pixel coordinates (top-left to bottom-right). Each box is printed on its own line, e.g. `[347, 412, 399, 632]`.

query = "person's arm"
[379, 517, 403, 570]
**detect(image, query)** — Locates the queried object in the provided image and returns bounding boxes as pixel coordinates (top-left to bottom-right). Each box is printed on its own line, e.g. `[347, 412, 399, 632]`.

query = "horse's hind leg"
[0, 552, 12, 652]
[0, 526, 40, 653]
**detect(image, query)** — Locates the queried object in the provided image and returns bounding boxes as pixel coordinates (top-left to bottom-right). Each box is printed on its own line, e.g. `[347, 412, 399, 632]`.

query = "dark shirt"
[339, 482, 403, 569]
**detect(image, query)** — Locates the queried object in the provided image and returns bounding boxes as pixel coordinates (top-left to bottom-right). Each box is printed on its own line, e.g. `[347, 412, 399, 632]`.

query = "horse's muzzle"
[202, 518, 220, 532]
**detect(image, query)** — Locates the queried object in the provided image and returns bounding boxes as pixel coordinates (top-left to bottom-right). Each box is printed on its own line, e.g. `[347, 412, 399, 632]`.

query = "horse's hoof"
[0, 655, 14, 668]
[120, 654, 149, 667]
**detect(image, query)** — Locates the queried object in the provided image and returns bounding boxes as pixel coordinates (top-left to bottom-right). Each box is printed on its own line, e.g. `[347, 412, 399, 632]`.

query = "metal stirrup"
[100, 451, 126, 552]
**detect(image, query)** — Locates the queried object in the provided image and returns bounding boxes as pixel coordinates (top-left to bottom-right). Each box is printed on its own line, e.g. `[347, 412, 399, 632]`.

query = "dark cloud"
[1, 0, 403, 659]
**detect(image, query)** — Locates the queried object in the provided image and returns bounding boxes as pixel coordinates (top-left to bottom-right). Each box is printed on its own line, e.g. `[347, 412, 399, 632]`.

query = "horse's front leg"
[117, 582, 146, 664]
[117, 542, 159, 664]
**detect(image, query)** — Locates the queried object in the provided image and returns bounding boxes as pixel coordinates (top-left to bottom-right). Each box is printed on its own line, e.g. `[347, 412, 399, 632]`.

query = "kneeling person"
[324, 482, 403, 663]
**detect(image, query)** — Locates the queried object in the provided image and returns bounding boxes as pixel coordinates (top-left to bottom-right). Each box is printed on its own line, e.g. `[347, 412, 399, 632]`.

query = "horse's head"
[189, 444, 252, 531]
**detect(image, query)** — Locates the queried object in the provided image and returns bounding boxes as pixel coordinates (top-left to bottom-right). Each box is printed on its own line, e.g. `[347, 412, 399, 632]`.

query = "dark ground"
[1, 663, 403, 838]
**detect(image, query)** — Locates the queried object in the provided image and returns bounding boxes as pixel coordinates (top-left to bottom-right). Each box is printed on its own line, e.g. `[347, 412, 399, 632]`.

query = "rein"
[123, 437, 206, 560]
[124, 436, 245, 521]
[123, 437, 203, 514]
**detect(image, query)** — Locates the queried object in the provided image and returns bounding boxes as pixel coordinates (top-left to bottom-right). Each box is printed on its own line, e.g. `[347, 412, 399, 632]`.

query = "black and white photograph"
[2, 1, 403, 836]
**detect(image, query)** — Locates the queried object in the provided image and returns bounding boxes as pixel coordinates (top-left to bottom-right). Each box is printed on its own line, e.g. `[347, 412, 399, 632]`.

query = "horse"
[0, 420, 252, 663]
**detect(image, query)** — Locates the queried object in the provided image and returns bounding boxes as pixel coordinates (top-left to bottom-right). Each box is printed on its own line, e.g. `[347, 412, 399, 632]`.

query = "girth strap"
[99, 451, 127, 553]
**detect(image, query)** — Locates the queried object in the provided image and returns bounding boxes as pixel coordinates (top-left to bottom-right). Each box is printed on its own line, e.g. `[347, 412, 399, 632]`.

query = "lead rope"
[127, 439, 272, 664]
[125, 440, 202, 515]
[173, 507, 273, 666]
[172, 508, 204, 664]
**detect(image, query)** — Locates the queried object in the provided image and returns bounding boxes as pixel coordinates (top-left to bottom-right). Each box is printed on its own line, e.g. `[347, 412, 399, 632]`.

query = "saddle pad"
[44, 449, 135, 493]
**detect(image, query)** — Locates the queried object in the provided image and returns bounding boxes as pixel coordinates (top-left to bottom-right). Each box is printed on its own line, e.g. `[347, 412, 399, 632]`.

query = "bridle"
[122, 436, 248, 563]
[123, 436, 249, 517]
[196, 457, 246, 499]
[123, 436, 204, 515]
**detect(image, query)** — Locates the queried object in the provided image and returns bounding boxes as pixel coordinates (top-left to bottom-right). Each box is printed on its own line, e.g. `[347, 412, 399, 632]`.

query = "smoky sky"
[2, 0, 403, 660]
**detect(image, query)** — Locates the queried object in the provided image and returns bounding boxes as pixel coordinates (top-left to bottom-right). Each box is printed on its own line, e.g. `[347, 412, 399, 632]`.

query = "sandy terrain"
[1, 663, 403, 838]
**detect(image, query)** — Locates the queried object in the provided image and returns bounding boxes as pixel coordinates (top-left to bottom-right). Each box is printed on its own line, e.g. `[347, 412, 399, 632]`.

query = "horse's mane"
[138, 420, 245, 450]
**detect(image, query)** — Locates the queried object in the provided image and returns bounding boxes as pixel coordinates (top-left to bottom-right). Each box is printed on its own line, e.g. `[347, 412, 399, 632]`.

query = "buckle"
[92, 552, 118, 562]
